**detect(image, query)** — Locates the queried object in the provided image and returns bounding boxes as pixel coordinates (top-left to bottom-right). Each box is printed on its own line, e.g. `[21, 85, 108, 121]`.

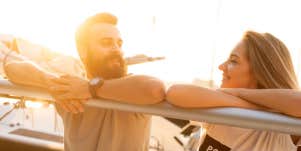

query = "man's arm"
[1, 41, 56, 85]
[5, 61, 56, 89]
[4, 60, 85, 114]
[50, 75, 166, 105]
[96, 75, 165, 104]
[221, 88, 301, 117]
[166, 84, 264, 110]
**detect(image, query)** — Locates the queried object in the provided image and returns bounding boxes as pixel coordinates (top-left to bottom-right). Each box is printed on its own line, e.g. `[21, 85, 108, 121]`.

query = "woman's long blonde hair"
[243, 31, 299, 89]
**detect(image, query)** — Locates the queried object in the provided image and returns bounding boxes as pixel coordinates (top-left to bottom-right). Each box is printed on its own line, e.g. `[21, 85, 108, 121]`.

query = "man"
[3, 12, 165, 151]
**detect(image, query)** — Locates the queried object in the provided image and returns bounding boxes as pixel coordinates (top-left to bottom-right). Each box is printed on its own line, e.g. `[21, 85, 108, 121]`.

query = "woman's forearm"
[166, 84, 262, 110]
[236, 89, 301, 117]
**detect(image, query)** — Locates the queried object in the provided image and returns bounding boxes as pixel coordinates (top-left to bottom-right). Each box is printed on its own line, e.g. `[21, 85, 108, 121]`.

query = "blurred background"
[1, 0, 301, 86]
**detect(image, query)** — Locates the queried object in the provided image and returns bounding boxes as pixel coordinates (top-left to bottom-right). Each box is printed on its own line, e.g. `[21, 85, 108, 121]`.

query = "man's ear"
[78, 46, 88, 65]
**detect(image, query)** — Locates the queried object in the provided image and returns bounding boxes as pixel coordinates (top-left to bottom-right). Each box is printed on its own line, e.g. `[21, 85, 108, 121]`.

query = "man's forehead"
[89, 23, 121, 39]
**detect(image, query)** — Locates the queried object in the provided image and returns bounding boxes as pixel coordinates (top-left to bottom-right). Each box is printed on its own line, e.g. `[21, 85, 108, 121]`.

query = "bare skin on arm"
[49, 74, 165, 105]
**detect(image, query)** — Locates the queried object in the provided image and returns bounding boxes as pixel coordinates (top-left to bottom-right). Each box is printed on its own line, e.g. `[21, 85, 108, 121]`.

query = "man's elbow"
[146, 81, 165, 104]
[4, 63, 19, 83]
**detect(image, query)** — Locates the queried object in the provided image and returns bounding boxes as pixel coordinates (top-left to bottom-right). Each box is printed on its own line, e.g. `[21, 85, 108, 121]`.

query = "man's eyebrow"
[100, 37, 113, 40]
[100, 37, 122, 42]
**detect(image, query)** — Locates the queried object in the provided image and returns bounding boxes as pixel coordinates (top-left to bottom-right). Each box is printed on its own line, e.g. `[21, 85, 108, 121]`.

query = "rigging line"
[209, 0, 223, 87]
[0, 96, 24, 121]
[0, 105, 15, 121]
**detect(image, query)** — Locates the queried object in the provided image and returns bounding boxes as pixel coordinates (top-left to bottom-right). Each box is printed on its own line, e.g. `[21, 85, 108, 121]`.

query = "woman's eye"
[228, 59, 237, 64]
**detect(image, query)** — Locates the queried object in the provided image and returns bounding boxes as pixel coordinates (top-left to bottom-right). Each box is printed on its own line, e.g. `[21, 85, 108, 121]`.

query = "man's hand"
[49, 75, 92, 100]
[47, 75, 92, 114]
[55, 99, 86, 114]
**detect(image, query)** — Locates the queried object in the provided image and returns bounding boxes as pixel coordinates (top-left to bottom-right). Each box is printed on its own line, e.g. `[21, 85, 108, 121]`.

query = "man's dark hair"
[75, 12, 118, 62]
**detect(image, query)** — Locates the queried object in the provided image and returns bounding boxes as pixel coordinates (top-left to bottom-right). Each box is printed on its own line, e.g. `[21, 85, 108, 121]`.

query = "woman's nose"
[218, 62, 226, 71]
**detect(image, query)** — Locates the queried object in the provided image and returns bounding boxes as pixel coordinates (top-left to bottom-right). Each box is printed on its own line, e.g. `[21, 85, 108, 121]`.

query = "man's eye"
[101, 40, 113, 47]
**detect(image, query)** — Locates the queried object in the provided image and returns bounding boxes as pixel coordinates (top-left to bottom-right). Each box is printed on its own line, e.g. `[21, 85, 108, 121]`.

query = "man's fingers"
[70, 100, 84, 112]
[56, 101, 71, 113]
[81, 99, 89, 103]
[64, 101, 79, 114]
[60, 75, 78, 82]
[57, 92, 90, 100]
[50, 77, 70, 85]
[57, 100, 85, 114]
[49, 85, 70, 93]
[55, 93, 74, 100]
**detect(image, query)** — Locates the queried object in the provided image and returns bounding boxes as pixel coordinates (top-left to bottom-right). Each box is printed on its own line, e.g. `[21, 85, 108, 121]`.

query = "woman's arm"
[221, 88, 301, 117]
[166, 84, 263, 110]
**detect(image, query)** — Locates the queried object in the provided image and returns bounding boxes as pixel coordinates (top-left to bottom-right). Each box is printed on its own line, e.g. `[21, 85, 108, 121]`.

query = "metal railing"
[1, 79, 301, 135]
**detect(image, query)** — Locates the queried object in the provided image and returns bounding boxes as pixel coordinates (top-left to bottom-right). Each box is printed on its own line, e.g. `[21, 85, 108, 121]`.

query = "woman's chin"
[220, 83, 234, 88]
[220, 83, 227, 88]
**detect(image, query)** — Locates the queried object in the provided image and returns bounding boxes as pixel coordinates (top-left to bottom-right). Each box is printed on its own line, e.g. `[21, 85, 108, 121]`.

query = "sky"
[0, 0, 301, 86]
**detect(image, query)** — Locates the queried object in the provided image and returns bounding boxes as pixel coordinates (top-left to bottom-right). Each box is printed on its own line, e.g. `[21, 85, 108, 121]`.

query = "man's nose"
[109, 47, 123, 56]
[109, 48, 121, 54]
[111, 42, 120, 50]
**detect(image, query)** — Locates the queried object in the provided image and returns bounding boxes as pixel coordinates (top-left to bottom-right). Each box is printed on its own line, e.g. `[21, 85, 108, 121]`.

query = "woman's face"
[218, 41, 257, 88]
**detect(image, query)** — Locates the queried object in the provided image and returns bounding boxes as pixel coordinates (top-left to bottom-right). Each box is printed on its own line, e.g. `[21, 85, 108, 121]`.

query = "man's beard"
[86, 52, 127, 79]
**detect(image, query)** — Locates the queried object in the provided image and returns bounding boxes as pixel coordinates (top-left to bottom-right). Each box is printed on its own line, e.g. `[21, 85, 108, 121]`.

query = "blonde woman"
[167, 31, 301, 151]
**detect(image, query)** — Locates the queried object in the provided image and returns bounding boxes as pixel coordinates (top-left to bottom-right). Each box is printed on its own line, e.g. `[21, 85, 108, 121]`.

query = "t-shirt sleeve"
[0, 42, 29, 78]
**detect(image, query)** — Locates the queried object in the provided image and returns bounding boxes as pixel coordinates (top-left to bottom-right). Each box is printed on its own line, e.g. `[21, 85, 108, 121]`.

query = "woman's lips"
[222, 74, 230, 81]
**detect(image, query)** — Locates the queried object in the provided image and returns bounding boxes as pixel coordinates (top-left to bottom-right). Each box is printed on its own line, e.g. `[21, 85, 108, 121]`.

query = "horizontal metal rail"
[0, 129, 63, 151]
[1, 79, 301, 135]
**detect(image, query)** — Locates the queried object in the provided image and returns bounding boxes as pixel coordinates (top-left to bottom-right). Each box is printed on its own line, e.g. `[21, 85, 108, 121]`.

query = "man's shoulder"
[46, 55, 86, 77]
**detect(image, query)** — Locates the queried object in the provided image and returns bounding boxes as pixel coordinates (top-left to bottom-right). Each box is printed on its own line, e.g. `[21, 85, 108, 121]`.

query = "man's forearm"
[4, 61, 57, 89]
[238, 89, 301, 117]
[96, 75, 165, 104]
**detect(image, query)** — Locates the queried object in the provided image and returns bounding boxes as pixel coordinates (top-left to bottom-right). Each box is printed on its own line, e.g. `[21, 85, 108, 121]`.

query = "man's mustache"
[125, 55, 165, 65]
[102, 53, 166, 65]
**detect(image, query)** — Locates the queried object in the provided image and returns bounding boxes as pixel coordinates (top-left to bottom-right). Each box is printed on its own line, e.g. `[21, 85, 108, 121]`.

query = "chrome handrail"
[1, 79, 301, 135]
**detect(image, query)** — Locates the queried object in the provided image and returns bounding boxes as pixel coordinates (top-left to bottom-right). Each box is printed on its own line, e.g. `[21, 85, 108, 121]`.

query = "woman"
[167, 31, 301, 151]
